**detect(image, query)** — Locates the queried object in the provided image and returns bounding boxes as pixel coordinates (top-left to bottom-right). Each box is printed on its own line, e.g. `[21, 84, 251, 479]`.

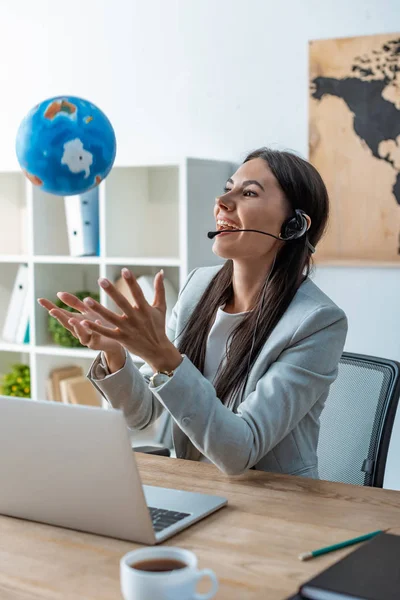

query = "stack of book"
[46, 365, 101, 406]
[2, 263, 30, 344]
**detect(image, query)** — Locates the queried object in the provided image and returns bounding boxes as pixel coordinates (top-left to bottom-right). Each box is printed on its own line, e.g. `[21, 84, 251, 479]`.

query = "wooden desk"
[1, 454, 400, 600]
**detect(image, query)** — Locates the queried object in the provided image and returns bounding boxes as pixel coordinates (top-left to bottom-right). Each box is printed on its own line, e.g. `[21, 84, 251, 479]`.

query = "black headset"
[280, 209, 315, 254]
[208, 208, 315, 254]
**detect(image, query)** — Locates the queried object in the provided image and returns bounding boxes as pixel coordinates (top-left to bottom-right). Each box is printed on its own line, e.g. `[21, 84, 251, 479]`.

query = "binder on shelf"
[14, 289, 30, 344]
[64, 188, 99, 256]
[2, 263, 29, 343]
[23, 322, 30, 344]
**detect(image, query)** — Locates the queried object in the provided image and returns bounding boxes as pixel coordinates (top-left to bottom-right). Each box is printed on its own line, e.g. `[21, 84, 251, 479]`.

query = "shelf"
[0, 341, 31, 353]
[34, 345, 143, 363]
[34, 344, 99, 359]
[30, 256, 179, 266]
[34, 263, 101, 347]
[34, 352, 98, 401]
[0, 158, 234, 406]
[0, 351, 32, 397]
[0, 255, 30, 263]
[0, 342, 145, 364]
[104, 166, 180, 258]
[105, 257, 181, 267]
[34, 255, 101, 264]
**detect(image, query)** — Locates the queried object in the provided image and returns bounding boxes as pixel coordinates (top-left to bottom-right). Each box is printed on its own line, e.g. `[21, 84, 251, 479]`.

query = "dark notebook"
[299, 532, 400, 600]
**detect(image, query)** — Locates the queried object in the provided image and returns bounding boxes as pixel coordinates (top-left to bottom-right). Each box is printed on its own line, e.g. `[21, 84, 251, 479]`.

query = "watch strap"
[149, 355, 185, 387]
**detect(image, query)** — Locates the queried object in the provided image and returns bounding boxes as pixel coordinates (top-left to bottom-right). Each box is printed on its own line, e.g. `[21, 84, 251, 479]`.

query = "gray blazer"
[88, 265, 348, 479]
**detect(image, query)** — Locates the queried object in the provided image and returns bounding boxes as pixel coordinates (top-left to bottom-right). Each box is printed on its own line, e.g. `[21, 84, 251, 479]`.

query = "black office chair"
[317, 352, 400, 487]
[135, 352, 400, 480]
[133, 411, 172, 457]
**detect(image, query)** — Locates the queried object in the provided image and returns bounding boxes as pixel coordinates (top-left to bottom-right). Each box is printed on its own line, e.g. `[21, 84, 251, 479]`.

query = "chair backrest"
[317, 352, 400, 487]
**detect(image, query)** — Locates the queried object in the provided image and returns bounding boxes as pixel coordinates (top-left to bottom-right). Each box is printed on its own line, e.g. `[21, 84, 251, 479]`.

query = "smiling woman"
[38, 147, 348, 479]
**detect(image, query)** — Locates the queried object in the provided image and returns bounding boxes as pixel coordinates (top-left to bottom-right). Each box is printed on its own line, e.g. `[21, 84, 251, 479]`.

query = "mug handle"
[193, 568, 219, 600]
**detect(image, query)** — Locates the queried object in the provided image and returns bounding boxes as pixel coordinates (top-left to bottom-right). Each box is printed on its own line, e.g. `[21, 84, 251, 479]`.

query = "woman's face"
[213, 158, 291, 260]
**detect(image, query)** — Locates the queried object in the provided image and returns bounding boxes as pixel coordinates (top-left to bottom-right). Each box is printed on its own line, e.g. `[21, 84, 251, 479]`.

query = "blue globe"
[16, 96, 116, 196]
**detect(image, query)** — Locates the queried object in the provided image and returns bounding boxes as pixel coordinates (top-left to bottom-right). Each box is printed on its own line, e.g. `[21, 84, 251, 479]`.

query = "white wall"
[1, 0, 400, 484]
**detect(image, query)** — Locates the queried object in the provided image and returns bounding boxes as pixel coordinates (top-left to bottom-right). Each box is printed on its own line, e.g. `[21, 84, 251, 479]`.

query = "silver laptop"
[0, 395, 227, 544]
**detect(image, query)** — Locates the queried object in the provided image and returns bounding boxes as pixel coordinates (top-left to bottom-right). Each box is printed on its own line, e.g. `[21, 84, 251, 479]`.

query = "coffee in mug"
[120, 546, 218, 600]
[130, 558, 187, 572]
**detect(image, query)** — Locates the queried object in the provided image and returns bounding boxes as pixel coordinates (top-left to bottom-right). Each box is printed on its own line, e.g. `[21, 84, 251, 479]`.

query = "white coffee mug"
[120, 546, 218, 600]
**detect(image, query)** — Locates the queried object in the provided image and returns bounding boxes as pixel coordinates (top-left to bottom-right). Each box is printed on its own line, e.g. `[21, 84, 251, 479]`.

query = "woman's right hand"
[38, 292, 123, 354]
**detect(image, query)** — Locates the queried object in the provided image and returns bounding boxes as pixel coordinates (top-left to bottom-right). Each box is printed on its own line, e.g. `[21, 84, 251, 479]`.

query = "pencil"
[298, 529, 385, 561]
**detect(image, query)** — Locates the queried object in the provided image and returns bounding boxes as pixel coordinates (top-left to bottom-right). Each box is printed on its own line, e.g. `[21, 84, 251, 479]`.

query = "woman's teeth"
[217, 219, 240, 231]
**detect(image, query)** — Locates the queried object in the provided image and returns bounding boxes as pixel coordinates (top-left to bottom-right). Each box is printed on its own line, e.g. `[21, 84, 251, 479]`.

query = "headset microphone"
[207, 209, 315, 254]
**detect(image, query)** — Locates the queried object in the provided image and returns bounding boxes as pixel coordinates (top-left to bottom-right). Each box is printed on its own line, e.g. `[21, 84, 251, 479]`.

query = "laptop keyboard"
[148, 506, 191, 532]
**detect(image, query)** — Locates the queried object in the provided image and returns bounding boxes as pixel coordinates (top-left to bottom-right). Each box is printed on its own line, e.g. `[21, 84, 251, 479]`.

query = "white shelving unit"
[0, 158, 234, 408]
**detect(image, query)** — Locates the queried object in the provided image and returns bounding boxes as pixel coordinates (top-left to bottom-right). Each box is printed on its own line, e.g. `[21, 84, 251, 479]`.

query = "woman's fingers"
[39, 297, 80, 338]
[81, 318, 121, 341]
[69, 318, 92, 345]
[82, 296, 124, 327]
[120, 269, 148, 308]
[97, 276, 140, 316]
[39, 298, 73, 318]
[56, 292, 88, 314]
[38, 298, 58, 312]
[38, 297, 85, 323]
[152, 270, 166, 312]
[49, 310, 78, 336]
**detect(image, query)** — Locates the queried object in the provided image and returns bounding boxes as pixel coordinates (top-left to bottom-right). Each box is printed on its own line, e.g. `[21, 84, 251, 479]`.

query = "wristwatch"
[149, 354, 185, 388]
[149, 369, 175, 388]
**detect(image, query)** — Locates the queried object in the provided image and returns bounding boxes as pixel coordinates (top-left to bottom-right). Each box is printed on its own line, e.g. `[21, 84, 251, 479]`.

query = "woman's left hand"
[80, 268, 182, 372]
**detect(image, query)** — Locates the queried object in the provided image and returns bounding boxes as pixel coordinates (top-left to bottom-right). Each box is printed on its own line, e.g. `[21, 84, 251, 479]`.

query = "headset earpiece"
[279, 209, 315, 253]
[280, 209, 309, 240]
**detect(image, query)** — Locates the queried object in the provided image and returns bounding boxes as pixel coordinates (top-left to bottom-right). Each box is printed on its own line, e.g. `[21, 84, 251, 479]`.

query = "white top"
[201, 304, 248, 461]
[203, 305, 248, 383]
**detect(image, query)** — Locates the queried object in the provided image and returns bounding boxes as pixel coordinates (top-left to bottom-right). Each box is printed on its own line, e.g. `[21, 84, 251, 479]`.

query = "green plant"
[0, 363, 30, 397]
[48, 290, 100, 347]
